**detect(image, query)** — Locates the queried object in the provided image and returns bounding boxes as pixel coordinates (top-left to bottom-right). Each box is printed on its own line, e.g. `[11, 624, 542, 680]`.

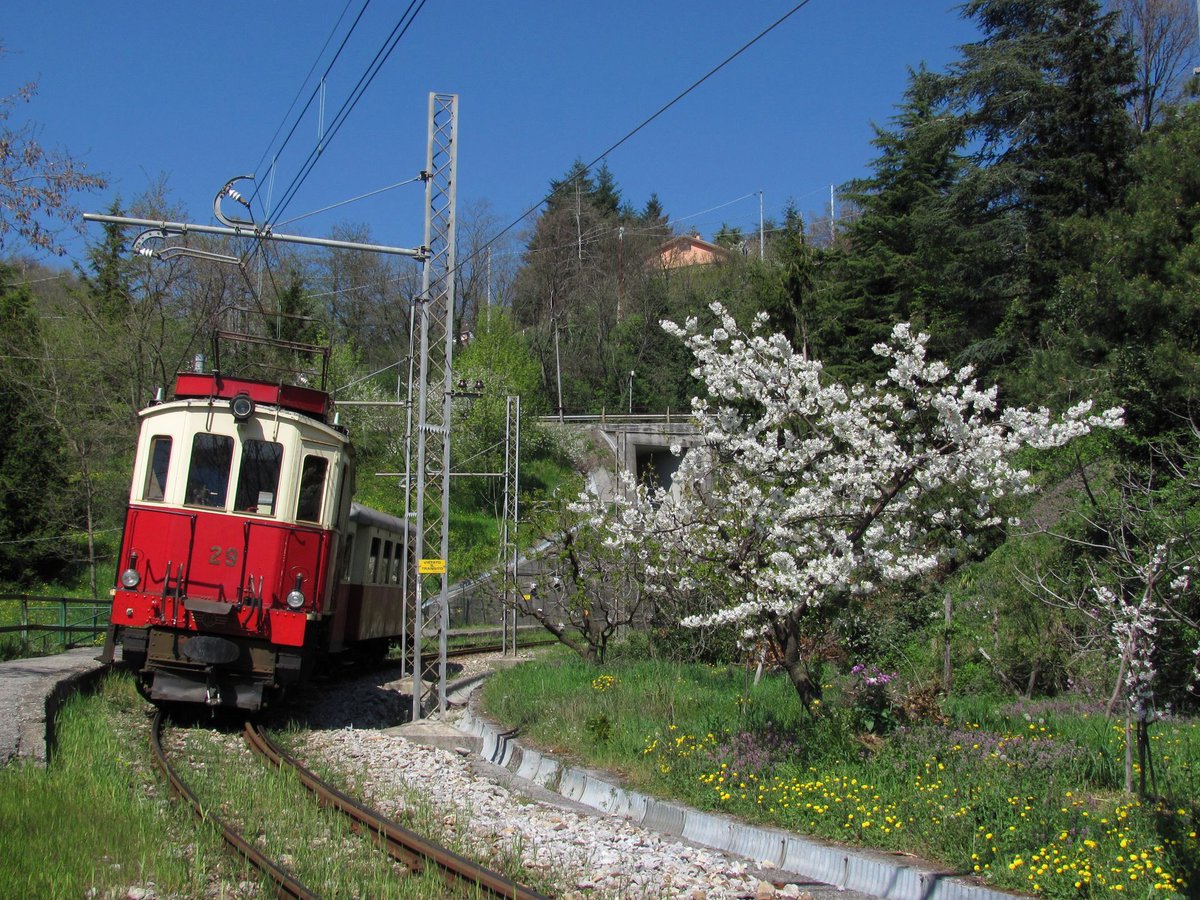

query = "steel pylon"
[409, 92, 458, 718]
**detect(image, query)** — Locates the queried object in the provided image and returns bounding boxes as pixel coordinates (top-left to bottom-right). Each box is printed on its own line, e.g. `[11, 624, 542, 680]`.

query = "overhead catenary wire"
[247, 0, 373, 215]
[0, 528, 120, 546]
[229, 1, 818, 314]
[272, 176, 424, 229]
[265, 0, 428, 229]
[446, 0, 817, 287]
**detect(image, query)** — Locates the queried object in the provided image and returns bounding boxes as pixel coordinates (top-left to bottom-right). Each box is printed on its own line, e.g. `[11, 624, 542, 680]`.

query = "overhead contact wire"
[247, 0, 374, 213]
[266, 0, 427, 227]
[451, 0, 815, 282]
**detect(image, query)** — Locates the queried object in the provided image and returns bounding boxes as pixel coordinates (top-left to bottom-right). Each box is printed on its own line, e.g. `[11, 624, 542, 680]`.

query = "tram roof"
[173, 373, 332, 423]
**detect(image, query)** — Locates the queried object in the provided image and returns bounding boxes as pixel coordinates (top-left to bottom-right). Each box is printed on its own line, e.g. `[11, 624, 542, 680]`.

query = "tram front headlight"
[230, 392, 255, 422]
[285, 573, 305, 610]
[120, 568, 140, 589]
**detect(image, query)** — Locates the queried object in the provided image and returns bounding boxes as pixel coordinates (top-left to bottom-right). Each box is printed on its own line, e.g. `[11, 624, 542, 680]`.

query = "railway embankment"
[0, 647, 107, 767]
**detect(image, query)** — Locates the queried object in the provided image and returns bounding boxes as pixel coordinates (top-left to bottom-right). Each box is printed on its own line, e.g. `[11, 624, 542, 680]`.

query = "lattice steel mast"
[409, 93, 458, 719]
[500, 395, 521, 655]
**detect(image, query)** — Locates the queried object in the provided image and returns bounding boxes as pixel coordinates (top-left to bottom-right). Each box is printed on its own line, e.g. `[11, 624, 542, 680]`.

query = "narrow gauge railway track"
[150, 712, 547, 899]
[445, 636, 557, 658]
[243, 722, 547, 900]
[150, 711, 315, 899]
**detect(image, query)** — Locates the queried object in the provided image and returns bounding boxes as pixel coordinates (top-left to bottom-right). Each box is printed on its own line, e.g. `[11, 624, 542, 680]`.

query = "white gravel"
[303, 726, 803, 900]
[286, 655, 815, 899]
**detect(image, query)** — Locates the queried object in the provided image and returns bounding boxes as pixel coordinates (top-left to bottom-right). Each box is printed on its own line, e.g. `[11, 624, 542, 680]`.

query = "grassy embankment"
[482, 649, 1200, 899]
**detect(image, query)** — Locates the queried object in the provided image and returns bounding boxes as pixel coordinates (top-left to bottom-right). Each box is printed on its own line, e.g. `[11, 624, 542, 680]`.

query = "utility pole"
[554, 315, 564, 422]
[759, 191, 764, 261]
[485, 245, 492, 326]
[616, 225, 625, 321]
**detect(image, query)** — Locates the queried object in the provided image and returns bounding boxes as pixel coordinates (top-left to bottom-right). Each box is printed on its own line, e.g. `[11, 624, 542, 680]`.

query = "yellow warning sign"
[418, 558, 447, 575]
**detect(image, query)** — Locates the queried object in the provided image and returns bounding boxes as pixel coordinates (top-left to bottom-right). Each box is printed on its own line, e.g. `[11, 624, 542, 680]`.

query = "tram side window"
[185, 434, 234, 508]
[296, 456, 328, 522]
[142, 436, 172, 501]
[389, 544, 402, 584]
[341, 535, 355, 581]
[381, 541, 393, 585]
[367, 537, 381, 583]
[234, 440, 283, 515]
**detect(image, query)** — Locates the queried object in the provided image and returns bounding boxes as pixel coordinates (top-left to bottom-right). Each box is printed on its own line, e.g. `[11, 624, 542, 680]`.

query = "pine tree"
[947, 0, 1137, 353]
[826, 67, 1001, 377]
[0, 266, 67, 581]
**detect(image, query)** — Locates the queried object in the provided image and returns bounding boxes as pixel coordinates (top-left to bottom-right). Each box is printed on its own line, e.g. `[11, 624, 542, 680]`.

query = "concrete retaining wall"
[456, 710, 1012, 900]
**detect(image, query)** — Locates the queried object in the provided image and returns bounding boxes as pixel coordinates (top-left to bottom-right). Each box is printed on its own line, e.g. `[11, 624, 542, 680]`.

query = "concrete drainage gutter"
[455, 710, 1017, 900]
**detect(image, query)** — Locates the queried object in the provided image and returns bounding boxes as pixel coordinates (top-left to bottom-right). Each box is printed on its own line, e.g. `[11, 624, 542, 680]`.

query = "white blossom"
[577, 309, 1123, 640]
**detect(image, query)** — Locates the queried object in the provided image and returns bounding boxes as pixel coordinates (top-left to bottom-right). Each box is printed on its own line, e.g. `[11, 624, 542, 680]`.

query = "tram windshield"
[234, 440, 283, 515]
[296, 455, 328, 522]
[185, 434, 234, 508]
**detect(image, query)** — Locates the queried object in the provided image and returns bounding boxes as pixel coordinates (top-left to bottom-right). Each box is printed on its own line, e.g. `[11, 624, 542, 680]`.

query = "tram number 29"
[209, 546, 238, 567]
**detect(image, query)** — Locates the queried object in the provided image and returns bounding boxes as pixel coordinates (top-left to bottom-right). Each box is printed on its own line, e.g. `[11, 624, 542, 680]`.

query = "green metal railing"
[0, 594, 109, 655]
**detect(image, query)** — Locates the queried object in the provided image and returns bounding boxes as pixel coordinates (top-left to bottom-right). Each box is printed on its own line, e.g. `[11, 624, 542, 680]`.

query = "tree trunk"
[773, 614, 821, 714]
[1124, 711, 1134, 794]
[85, 483, 98, 601]
[1107, 650, 1130, 719]
[942, 593, 953, 691]
[1137, 717, 1149, 798]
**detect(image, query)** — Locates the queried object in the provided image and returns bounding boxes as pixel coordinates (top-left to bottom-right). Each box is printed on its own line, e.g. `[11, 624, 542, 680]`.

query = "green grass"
[0, 673, 241, 898]
[481, 651, 1200, 898]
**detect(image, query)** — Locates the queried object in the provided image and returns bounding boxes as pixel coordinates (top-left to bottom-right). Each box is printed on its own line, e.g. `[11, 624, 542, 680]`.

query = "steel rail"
[444, 637, 557, 659]
[244, 722, 547, 900]
[150, 711, 316, 899]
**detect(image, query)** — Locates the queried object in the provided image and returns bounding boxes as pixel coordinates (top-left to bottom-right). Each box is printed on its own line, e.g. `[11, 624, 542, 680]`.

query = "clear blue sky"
[3, 2, 981, 267]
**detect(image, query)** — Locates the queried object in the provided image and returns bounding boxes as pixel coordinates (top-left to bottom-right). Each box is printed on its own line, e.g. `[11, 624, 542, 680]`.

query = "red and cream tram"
[101, 372, 409, 711]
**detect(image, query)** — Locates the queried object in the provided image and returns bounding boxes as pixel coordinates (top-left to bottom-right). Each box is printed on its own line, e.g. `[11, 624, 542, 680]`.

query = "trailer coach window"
[296, 456, 328, 522]
[389, 545, 402, 584]
[185, 434, 234, 508]
[234, 440, 283, 515]
[367, 537, 381, 582]
[381, 541, 393, 585]
[142, 436, 172, 501]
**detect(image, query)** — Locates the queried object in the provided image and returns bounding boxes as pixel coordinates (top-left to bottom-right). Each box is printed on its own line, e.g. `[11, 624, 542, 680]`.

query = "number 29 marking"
[208, 546, 238, 567]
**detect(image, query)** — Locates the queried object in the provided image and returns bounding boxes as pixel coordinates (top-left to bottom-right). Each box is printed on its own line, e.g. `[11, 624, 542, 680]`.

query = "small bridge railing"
[0, 594, 109, 655]
[540, 410, 688, 426]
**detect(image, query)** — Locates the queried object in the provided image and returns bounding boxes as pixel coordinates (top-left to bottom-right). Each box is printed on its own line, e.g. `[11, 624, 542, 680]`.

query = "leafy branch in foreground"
[0, 46, 107, 255]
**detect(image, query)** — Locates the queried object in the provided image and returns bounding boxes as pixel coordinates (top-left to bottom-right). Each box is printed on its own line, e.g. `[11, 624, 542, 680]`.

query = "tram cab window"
[234, 440, 283, 515]
[296, 456, 328, 522]
[142, 436, 172, 501]
[185, 434, 234, 508]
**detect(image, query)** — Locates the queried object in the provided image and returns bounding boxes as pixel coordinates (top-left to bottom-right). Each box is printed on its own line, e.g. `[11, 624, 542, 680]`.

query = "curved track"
[150, 711, 315, 899]
[152, 713, 546, 898]
[242, 721, 548, 900]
